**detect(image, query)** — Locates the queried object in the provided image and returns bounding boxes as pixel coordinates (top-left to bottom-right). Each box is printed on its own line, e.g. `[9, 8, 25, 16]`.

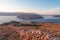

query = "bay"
[0, 16, 60, 24]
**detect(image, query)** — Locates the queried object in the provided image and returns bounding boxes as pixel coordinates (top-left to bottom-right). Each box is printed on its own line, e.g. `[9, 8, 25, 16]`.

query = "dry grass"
[0, 22, 60, 40]
[0, 27, 20, 40]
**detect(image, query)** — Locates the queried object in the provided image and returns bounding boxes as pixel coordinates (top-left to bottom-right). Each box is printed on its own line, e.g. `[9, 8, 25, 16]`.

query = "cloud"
[10, 8, 60, 15]
[37, 8, 60, 15]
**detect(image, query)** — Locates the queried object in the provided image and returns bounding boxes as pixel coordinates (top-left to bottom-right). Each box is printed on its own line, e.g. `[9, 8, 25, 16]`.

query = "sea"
[0, 16, 60, 24]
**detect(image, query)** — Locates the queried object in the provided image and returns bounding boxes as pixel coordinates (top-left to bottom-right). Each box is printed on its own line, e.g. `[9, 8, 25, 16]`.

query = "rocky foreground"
[0, 21, 60, 40]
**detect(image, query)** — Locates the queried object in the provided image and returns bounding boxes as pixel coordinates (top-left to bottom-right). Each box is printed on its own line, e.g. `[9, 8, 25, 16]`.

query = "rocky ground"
[0, 21, 60, 40]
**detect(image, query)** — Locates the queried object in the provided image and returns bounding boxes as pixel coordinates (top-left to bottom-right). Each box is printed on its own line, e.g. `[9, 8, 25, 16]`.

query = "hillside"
[0, 21, 60, 40]
[17, 13, 44, 20]
[53, 15, 60, 17]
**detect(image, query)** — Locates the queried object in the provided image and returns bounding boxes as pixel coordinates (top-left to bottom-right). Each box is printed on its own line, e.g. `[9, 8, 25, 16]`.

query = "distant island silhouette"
[17, 13, 44, 20]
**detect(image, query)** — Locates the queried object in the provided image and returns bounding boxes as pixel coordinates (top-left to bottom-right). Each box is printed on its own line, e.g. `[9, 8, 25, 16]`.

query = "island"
[17, 13, 44, 20]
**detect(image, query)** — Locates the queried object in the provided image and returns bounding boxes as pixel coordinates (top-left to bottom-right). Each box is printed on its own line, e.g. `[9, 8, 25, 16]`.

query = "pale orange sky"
[0, 0, 60, 15]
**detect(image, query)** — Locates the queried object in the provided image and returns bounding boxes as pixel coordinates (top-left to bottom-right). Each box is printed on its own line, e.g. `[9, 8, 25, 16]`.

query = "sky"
[0, 0, 60, 15]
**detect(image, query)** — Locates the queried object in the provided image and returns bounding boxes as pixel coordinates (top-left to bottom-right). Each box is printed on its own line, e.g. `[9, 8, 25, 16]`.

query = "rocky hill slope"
[0, 21, 60, 40]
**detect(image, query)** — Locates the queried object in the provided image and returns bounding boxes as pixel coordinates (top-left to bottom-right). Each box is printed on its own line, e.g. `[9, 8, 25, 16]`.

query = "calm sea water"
[0, 16, 18, 24]
[0, 16, 60, 24]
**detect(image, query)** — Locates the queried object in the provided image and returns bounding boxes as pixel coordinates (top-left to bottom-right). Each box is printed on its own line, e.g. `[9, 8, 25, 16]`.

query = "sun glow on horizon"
[0, 0, 60, 15]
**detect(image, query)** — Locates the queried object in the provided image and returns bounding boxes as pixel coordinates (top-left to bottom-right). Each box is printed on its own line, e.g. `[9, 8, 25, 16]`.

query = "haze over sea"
[0, 0, 60, 24]
[0, 15, 60, 24]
